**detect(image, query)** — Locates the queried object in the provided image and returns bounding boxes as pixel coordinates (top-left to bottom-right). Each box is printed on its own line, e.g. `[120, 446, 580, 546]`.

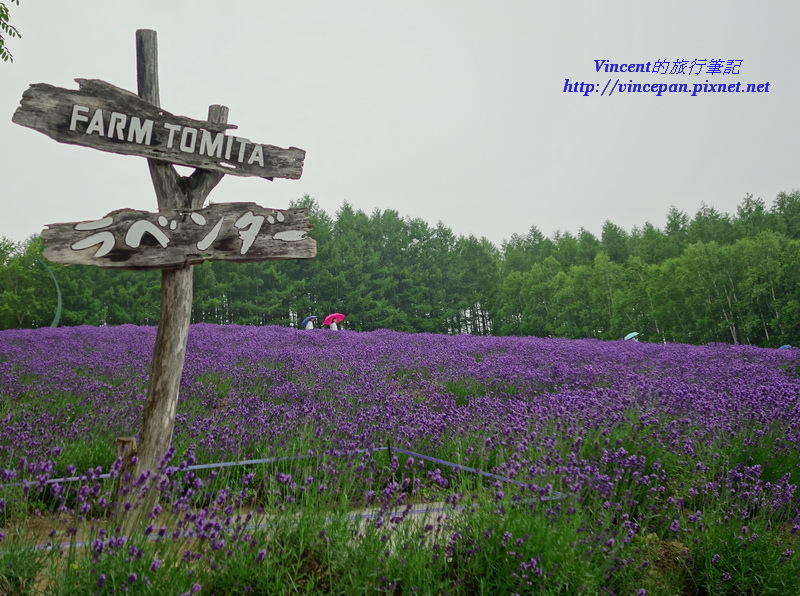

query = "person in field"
[324, 313, 345, 330]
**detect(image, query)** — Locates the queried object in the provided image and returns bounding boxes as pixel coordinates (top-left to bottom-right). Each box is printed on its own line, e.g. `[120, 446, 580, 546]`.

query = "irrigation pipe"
[0, 446, 566, 501]
[3, 445, 567, 551]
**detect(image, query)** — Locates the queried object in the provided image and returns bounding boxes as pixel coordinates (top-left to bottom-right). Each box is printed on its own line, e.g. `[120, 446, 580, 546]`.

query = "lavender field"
[1, 324, 799, 594]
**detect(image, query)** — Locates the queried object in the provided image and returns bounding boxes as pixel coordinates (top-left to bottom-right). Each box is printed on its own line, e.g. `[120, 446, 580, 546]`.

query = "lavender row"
[1, 324, 798, 482]
[1, 325, 799, 592]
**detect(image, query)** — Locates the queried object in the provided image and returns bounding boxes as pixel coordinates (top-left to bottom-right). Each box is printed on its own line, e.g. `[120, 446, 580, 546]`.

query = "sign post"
[13, 29, 314, 491]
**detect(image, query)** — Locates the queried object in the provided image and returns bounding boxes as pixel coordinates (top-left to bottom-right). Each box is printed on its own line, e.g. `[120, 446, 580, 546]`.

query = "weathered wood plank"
[12, 78, 305, 180]
[42, 203, 316, 269]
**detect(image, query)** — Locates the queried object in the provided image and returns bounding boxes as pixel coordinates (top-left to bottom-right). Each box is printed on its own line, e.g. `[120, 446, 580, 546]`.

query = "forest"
[2, 190, 799, 347]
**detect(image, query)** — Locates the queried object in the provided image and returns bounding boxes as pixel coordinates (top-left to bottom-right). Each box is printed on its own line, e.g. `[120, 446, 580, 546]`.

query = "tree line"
[2, 191, 800, 347]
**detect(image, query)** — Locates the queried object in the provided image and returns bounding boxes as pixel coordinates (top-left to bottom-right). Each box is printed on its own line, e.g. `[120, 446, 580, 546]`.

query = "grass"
[0, 420, 797, 595]
[1, 328, 799, 594]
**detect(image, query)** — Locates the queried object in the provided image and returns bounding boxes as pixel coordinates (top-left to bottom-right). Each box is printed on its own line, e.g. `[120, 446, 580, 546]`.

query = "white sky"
[2, 1, 799, 247]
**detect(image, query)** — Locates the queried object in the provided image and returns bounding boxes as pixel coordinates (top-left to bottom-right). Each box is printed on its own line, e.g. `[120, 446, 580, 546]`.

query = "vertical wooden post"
[132, 29, 228, 481]
[12, 29, 309, 522]
[114, 436, 137, 514]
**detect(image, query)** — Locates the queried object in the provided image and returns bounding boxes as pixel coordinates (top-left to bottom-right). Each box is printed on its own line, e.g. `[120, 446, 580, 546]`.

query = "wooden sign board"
[42, 203, 316, 269]
[12, 79, 305, 180]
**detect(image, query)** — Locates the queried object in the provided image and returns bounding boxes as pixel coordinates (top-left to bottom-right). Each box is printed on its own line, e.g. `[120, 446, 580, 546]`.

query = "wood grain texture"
[133, 30, 195, 485]
[42, 204, 316, 269]
[12, 78, 305, 180]
[138, 265, 193, 483]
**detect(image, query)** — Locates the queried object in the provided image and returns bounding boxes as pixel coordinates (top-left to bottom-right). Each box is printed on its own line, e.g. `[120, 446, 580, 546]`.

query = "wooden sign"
[12, 78, 305, 180]
[42, 203, 316, 269]
[13, 29, 316, 492]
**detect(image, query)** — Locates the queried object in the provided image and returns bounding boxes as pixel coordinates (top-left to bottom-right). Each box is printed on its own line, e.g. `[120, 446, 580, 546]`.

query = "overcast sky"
[2, 1, 798, 248]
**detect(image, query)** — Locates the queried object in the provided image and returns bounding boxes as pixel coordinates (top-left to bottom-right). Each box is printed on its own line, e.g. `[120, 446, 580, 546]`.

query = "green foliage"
[0, 539, 47, 595]
[0, 0, 20, 62]
[494, 192, 800, 345]
[0, 236, 60, 328]
[682, 504, 800, 595]
[5, 190, 800, 346]
[2, 351, 800, 593]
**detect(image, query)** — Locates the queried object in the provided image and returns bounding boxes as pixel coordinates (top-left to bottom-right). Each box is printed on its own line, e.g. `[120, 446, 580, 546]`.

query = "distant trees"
[0, 236, 59, 327]
[3, 190, 800, 347]
[495, 191, 800, 346]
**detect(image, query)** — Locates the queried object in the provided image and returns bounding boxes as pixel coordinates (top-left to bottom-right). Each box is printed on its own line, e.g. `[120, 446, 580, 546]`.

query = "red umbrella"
[323, 313, 346, 326]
